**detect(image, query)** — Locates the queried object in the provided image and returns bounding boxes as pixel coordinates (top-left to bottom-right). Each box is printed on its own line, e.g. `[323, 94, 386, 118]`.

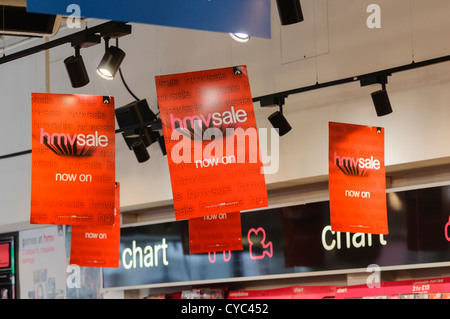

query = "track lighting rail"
[0, 119, 162, 160]
[0, 21, 131, 66]
[255, 54, 450, 105]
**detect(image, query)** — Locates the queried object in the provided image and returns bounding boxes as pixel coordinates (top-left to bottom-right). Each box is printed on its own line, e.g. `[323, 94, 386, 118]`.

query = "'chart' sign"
[103, 185, 450, 288]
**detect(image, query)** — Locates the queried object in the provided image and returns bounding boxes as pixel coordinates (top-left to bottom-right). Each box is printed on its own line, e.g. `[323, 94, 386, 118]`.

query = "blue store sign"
[103, 185, 450, 288]
[26, 0, 271, 38]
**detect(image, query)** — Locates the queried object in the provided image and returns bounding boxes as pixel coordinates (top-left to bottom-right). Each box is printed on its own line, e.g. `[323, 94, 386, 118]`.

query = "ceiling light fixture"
[64, 46, 90, 88]
[229, 32, 250, 43]
[276, 0, 304, 25]
[261, 96, 292, 136]
[115, 99, 162, 163]
[268, 108, 292, 136]
[97, 37, 126, 80]
[128, 137, 150, 163]
[361, 74, 393, 117]
[371, 87, 393, 117]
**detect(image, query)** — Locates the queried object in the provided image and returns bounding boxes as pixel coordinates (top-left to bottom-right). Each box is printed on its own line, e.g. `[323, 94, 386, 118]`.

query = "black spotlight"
[115, 99, 161, 163]
[371, 89, 393, 117]
[130, 138, 150, 163]
[276, 0, 304, 25]
[360, 74, 393, 117]
[64, 47, 89, 88]
[97, 40, 126, 80]
[262, 96, 292, 136]
[268, 109, 292, 136]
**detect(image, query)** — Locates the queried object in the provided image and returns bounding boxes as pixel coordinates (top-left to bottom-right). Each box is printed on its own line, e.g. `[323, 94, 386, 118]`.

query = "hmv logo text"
[334, 152, 381, 177]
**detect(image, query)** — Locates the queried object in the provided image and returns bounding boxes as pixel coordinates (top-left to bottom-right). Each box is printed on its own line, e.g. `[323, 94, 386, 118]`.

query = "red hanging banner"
[69, 183, 121, 268]
[0, 243, 10, 268]
[30, 93, 116, 225]
[188, 212, 243, 254]
[155, 66, 268, 220]
[328, 122, 388, 234]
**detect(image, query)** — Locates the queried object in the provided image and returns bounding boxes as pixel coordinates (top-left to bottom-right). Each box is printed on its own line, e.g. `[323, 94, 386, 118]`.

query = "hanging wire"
[116, 38, 140, 101]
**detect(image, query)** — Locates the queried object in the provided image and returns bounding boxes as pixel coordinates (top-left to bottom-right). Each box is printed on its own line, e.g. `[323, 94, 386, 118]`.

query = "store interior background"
[1, 0, 450, 298]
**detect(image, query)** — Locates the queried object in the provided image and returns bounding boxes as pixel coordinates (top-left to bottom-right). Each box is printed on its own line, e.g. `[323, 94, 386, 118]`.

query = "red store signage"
[70, 183, 121, 268]
[30, 93, 116, 225]
[155, 66, 268, 220]
[188, 212, 243, 254]
[328, 122, 388, 234]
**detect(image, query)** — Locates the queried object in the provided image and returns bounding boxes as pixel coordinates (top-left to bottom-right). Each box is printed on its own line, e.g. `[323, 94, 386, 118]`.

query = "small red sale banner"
[155, 65, 268, 220]
[0, 243, 10, 268]
[30, 93, 115, 225]
[69, 183, 121, 268]
[328, 122, 388, 234]
[188, 212, 243, 254]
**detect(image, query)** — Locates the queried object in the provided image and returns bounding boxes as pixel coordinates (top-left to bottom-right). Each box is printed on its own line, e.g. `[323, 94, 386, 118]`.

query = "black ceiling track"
[255, 54, 450, 105]
[0, 20, 132, 65]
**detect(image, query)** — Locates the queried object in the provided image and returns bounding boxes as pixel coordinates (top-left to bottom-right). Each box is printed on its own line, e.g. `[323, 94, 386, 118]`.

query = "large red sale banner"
[155, 66, 268, 220]
[328, 122, 388, 235]
[30, 93, 116, 225]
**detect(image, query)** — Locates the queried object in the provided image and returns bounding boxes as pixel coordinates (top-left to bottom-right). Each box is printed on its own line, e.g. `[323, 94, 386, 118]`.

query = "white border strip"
[103, 261, 450, 292]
